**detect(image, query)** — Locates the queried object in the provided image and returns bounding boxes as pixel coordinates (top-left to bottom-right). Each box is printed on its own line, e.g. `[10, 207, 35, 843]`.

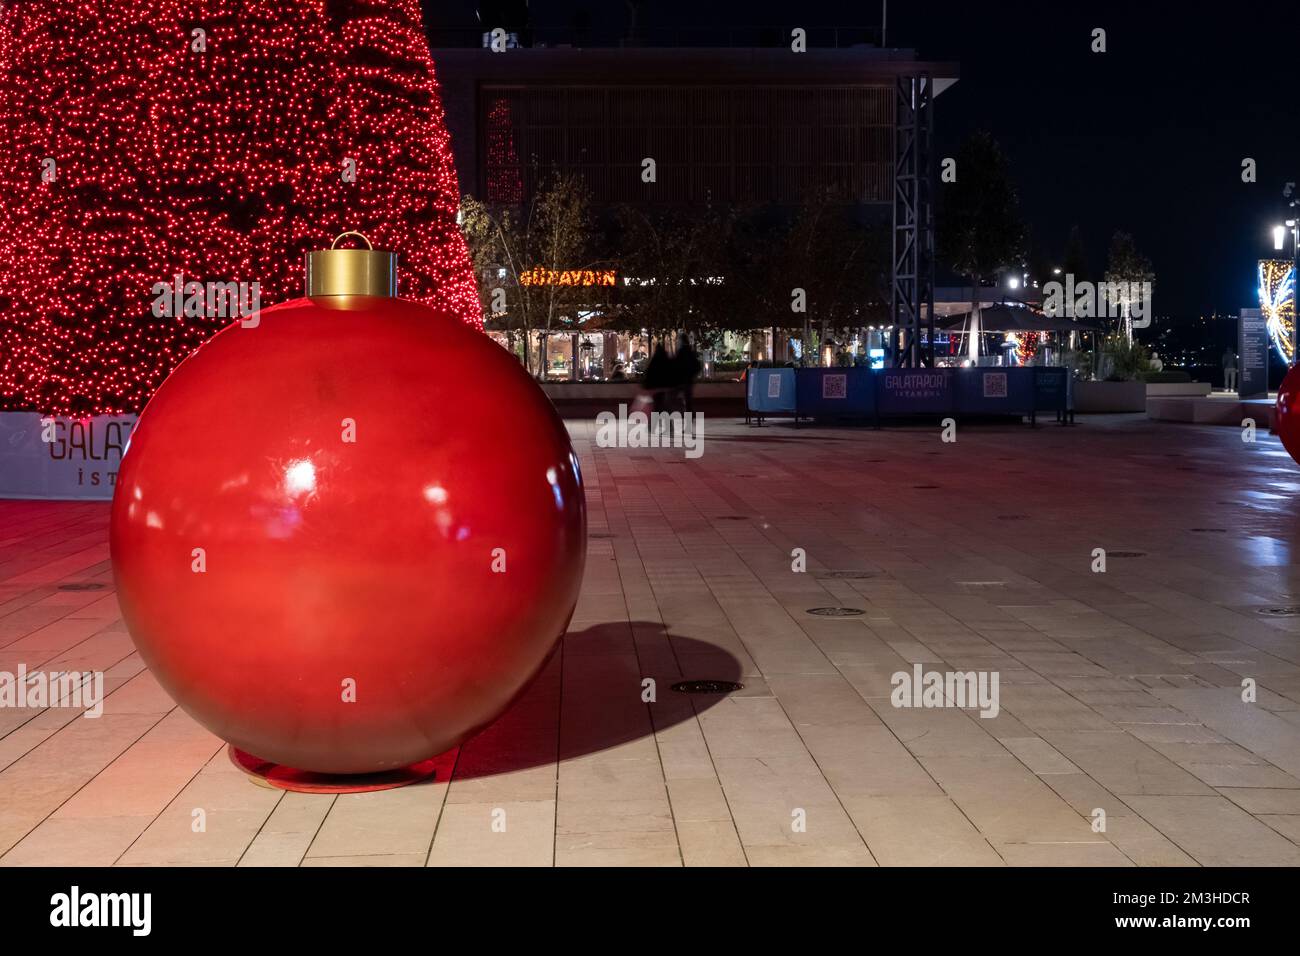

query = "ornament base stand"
[228, 746, 437, 794]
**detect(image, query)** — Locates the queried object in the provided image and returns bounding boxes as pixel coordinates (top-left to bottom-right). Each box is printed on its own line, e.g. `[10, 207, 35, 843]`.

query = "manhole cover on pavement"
[672, 680, 745, 695]
[1257, 606, 1300, 617]
[818, 570, 876, 580]
[1108, 550, 1146, 558]
[806, 606, 866, 617]
[58, 583, 105, 591]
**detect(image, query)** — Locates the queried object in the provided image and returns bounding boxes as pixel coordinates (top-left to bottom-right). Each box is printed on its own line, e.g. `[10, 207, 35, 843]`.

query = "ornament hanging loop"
[306, 230, 396, 298]
[331, 231, 374, 251]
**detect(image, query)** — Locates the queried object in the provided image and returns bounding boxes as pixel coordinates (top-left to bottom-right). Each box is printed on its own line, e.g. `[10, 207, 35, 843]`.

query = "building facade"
[433, 41, 958, 375]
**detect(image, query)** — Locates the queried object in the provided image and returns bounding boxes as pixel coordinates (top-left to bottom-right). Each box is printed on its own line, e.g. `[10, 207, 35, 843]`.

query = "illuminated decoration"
[0, 1, 482, 417]
[1276, 364, 1300, 467]
[485, 98, 523, 204]
[1259, 259, 1296, 364]
[519, 267, 617, 287]
[1013, 331, 1045, 364]
[110, 239, 585, 785]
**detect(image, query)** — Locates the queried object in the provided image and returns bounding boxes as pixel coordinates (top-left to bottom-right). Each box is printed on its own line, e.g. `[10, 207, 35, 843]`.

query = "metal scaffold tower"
[891, 73, 936, 367]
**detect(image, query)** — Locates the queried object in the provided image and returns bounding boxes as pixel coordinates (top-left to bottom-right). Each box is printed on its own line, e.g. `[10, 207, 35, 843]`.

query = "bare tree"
[461, 173, 599, 377]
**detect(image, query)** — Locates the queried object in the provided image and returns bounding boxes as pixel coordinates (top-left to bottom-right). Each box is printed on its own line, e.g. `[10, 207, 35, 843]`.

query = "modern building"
[431, 28, 958, 374]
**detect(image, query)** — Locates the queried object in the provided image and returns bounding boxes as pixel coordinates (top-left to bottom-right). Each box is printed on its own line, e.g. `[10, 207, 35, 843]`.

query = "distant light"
[1052, 267, 1062, 275]
[1274, 225, 1287, 251]
[1007, 277, 1020, 289]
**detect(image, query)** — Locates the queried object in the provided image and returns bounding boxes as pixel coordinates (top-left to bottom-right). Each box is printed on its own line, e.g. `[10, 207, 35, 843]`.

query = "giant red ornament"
[1276, 364, 1300, 465]
[110, 239, 585, 780]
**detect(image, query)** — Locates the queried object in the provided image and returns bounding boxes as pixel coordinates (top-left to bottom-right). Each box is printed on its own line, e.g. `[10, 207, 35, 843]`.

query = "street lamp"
[1277, 179, 1300, 363]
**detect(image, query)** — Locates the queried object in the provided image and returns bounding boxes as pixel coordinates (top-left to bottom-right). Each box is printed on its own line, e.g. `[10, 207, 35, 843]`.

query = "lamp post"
[1277, 182, 1299, 365]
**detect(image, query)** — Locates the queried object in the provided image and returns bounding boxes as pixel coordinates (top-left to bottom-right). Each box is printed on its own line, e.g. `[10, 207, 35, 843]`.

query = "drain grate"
[913, 484, 940, 490]
[1258, 606, 1300, 617]
[587, 532, 615, 539]
[818, 570, 875, 580]
[672, 679, 744, 695]
[1190, 528, 1227, 534]
[806, 606, 866, 617]
[1108, 550, 1146, 558]
[715, 515, 749, 521]
[997, 515, 1028, 521]
[58, 583, 105, 591]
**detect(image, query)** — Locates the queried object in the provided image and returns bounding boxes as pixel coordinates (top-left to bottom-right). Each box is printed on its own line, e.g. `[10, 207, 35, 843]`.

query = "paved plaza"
[3, 414, 1300, 866]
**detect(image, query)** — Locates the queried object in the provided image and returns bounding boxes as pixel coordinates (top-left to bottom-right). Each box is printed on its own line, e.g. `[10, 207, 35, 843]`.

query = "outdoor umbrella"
[935, 303, 1102, 333]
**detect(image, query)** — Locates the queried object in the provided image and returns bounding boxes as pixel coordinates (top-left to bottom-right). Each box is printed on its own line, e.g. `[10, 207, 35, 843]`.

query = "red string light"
[486, 97, 523, 204]
[0, 0, 483, 417]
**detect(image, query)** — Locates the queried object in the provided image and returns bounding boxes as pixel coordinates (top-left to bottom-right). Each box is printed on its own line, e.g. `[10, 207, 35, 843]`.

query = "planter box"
[1145, 382, 1211, 398]
[1072, 380, 1146, 413]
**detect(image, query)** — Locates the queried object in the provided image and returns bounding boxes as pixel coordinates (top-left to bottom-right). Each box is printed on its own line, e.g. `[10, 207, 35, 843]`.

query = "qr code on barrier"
[822, 374, 847, 399]
[983, 372, 1007, 398]
[767, 375, 782, 398]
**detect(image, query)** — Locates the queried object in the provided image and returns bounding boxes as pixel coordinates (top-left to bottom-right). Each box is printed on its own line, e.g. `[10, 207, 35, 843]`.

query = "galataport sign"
[0, 413, 135, 500]
[877, 370, 952, 414]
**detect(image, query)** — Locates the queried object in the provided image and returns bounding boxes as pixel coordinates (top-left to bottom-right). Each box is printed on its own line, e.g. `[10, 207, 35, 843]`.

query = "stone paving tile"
[4, 416, 1300, 865]
[428, 801, 556, 867]
[238, 792, 335, 867]
[1122, 795, 1300, 865]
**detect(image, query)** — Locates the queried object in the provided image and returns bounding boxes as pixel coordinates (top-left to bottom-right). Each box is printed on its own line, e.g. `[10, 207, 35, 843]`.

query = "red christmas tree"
[0, 0, 482, 416]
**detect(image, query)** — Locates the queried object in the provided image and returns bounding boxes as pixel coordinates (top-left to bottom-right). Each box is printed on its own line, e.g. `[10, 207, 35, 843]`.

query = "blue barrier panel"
[876, 368, 954, 416]
[1032, 367, 1070, 412]
[795, 367, 876, 419]
[955, 368, 1035, 415]
[747, 368, 797, 413]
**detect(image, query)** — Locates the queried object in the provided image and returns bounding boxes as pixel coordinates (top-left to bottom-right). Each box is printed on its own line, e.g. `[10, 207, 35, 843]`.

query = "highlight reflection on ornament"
[110, 235, 586, 783]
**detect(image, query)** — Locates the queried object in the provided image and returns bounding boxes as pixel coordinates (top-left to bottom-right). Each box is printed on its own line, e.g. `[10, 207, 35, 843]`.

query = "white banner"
[0, 412, 136, 500]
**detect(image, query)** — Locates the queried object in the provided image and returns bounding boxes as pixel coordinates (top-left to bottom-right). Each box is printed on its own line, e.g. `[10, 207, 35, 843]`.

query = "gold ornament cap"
[305, 231, 397, 297]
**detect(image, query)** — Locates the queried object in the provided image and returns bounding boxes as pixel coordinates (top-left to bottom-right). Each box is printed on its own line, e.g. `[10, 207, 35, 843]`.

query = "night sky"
[423, 0, 1300, 323]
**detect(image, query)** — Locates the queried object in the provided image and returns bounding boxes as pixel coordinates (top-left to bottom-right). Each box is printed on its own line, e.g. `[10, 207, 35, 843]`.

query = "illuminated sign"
[519, 267, 616, 287]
